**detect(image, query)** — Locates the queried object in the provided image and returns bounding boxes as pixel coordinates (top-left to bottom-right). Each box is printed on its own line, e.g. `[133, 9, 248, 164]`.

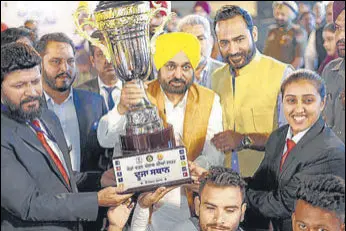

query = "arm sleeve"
[130, 204, 152, 231]
[246, 148, 345, 218]
[1, 145, 99, 222]
[194, 94, 224, 169]
[97, 103, 126, 148]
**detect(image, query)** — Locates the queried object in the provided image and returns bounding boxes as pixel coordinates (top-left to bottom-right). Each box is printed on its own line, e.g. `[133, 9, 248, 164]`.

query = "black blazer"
[244, 117, 345, 231]
[1, 109, 100, 230]
[43, 88, 107, 174]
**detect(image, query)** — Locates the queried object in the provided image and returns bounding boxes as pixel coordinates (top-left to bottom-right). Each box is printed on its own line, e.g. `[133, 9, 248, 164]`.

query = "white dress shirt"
[97, 77, 123, 111]
[44, 89, 81, 172]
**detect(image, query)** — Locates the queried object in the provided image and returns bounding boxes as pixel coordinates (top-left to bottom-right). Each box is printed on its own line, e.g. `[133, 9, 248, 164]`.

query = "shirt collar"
[286, 126, 311, 144]
[331, 58, 345, 71]
[161, 87, 189, 109]
[44, 88, 74, 106]
[98, 76, 122, 90]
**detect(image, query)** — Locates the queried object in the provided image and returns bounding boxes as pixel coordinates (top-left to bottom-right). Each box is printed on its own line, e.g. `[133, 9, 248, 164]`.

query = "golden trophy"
[74, 1, 191, 193]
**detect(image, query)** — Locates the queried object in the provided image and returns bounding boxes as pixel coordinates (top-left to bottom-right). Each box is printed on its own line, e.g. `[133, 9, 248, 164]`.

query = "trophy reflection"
[74, 1, 191, 193]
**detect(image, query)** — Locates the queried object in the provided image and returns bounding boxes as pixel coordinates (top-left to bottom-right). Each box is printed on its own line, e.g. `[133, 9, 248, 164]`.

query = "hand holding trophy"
[73, 1, 191, 194]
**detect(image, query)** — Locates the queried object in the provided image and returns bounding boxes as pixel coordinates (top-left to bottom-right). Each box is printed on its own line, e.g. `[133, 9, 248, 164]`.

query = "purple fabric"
[318, 53, 339, 74]
[333, 1, 345, 22]
[194, 1, 211, 15]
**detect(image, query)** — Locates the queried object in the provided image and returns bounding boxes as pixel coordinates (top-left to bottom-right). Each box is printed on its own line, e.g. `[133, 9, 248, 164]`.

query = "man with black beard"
[1, 42, 134, 231]
[211, 7, 293, 228]
[322, 1, 345, 143]
[35, 33, 109, 230]
[263, 1, 306, 69]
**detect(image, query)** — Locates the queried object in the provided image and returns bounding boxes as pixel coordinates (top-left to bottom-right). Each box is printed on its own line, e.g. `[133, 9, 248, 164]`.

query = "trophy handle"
[149, 1, 176, 55]
[72, 3, 112, 63]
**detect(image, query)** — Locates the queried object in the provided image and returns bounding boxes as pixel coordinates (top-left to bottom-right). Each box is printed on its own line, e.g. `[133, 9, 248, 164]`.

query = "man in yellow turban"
[96, 32, 224, 230]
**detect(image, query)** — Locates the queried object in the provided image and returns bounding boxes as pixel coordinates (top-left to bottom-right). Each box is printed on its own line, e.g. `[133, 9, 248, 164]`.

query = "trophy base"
[113, 146, 192, 194]
[120, 124, 176, 153]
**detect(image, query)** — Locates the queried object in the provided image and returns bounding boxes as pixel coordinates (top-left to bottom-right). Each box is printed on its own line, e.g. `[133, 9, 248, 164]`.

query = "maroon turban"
[194, 1, 211, 15]
[333, 1, 345, 22]
[150, 1, 168, 16]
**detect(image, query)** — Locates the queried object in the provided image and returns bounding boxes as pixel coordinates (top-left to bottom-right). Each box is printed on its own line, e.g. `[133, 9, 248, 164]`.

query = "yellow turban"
[153, 32, 201, 70]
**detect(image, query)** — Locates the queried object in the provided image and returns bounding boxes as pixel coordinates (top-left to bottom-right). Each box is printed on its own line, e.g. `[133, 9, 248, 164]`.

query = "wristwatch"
[241, 135, 253, 149]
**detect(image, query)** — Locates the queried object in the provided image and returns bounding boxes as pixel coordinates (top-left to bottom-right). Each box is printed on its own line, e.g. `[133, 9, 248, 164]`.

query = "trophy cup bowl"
[73, 1, 191, 193]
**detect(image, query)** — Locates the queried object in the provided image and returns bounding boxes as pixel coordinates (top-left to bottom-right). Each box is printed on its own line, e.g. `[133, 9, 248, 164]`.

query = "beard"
[2, 95, 44, 122]
[275, 18, 290, 28]
[336, 39, 345, 58]
[42, 69, 75, 92]
[158, 72, 194, 95]
[223, 42, 256, 70]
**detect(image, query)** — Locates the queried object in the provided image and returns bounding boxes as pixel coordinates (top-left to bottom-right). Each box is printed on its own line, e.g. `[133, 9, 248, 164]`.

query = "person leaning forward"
[1, 42, 133, 231]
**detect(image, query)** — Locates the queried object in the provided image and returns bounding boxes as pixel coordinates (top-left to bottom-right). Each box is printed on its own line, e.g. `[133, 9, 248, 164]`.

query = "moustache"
[169, 78, 186, 84]
[55, 72, 71, 79]
[206, 224, 230, 230]
[227, 52, 245, 59]
[20, 96, 41, 106]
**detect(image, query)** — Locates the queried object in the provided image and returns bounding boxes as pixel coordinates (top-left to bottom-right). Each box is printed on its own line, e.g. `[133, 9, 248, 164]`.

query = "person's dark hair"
[214, 5, 254, 32]
[281, 69, 326, 99]
[295, 174, 345, 221]
[89, 30, 105, 57]
[1, 27, 32, 46]
[323, 22, 336, 33]
[1, 42, 41, 84]
[35, 32, 76, 55]
[199, 166, 247, 203]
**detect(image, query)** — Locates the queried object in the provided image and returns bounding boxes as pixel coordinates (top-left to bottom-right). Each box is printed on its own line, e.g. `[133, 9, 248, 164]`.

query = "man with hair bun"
[292, 174, 345, 231]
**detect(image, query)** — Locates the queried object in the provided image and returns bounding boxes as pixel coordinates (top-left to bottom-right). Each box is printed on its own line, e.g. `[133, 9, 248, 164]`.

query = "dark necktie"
[280, 139, 296, 172]
[103, 86, 116, 111]
[32, 120, 70, 186]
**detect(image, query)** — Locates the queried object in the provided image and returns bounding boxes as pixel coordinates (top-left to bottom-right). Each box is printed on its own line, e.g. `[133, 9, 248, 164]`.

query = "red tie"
[32, 120, 70, 186]
[280, 139, 296, 172]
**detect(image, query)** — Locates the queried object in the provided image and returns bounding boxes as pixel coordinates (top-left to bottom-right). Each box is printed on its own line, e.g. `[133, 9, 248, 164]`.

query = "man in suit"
[35, 32, 107, 179]
[35, 32, 109, 230]
[292, 174, 345, 231]
[1, 42, 132, 230]
[77, 30, 122, 170]
[177, 14, 225, 89]
[243, 69, 345, 230]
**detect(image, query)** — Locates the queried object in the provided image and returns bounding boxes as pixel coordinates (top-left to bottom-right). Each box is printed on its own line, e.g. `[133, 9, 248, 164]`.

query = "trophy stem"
[129, 79, 152, 110]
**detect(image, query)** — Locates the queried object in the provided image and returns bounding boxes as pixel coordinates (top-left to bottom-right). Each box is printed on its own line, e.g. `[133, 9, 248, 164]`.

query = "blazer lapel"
[73, 90, 87, 167]
[40, 117, 73, 191]
[17, 120, 72, 190]
[275, 126, 289, 177]
[280, 117, 325, 177]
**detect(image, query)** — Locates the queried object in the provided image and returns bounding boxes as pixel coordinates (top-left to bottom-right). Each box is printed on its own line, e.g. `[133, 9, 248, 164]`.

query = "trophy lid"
[95, 1, 147, 12]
